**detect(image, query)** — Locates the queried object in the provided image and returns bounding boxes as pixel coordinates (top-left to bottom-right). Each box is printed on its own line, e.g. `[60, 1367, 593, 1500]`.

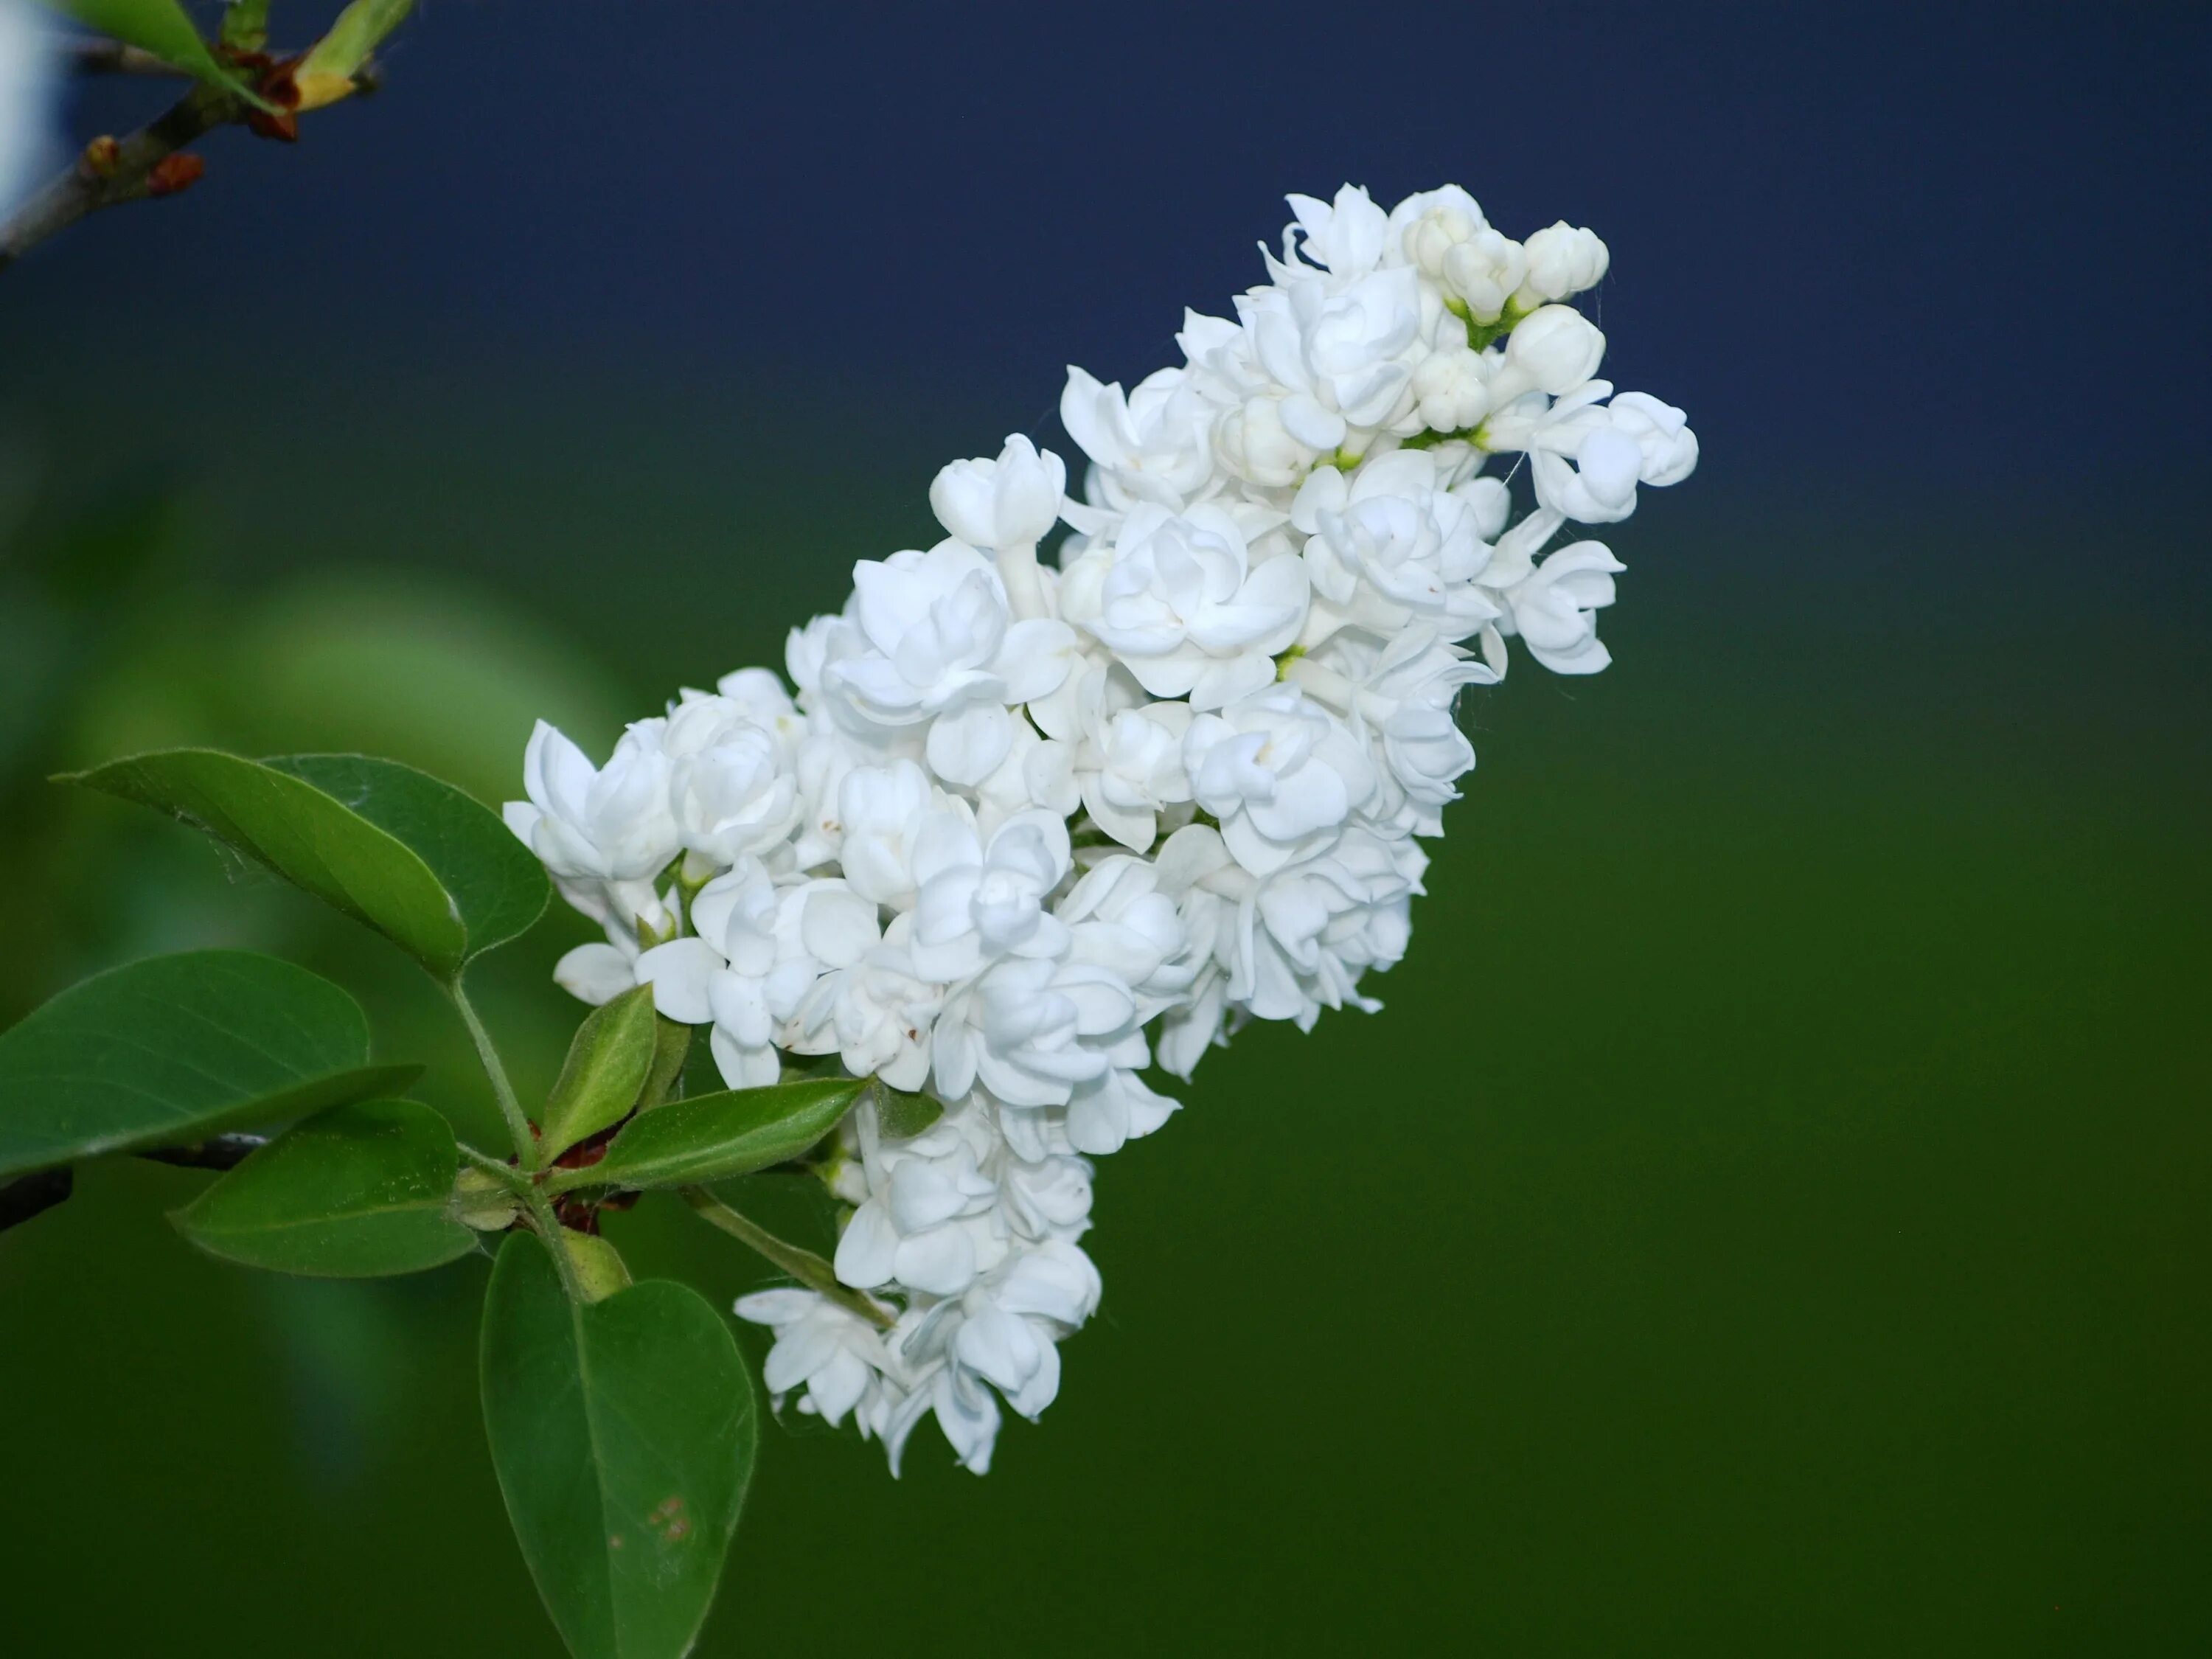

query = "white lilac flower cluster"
[505, 184, 1694, 1475]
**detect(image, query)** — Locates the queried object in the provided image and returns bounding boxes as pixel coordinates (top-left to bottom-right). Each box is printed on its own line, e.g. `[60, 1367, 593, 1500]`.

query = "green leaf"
[638, 1018, 692, 1112]
[270, 755, 549, 965]
[536, 985, 658, 1166]
[218, 0, 270, 52]
[41, 0, 265, 102]
[298, 0, 412, 80]
[0, 951, 418, 1180]
[480, 1234, 755, 1659]
[170, 1099, 477, 1276]
[67, 748, 547, 983]
[874, 1083, 944, 1141]
[550, 1079, 866, 1194]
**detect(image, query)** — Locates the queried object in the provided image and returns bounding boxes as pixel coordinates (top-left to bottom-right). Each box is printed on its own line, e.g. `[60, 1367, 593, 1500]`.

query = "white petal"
[553, 942, 636, 1006]
[635, 937, 723, 1024]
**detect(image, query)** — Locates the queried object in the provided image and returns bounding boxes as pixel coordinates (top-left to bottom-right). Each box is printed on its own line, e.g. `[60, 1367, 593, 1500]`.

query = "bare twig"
[137, 1133, 268, 1171]
[0, 82, 236, 274]
[0, 1168, 73, 1234]
[1, 3, 413, 274]
[66, 41, 192, 78]
[0, 1134, 271, 1237]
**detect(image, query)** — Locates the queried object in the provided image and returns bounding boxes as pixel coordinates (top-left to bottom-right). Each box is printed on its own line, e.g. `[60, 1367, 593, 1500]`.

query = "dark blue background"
[10, 1, 2207, 501]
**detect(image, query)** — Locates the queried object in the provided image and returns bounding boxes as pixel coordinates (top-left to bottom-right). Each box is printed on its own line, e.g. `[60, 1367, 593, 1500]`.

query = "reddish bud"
[146, 154, 206, 198]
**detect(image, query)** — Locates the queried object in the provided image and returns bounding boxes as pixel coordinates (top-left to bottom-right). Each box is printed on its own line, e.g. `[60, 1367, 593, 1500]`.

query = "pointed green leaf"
[536, 985, 658, 1167]
[638, 1017, 692, 1113]
[549, 1078, 866, 1194]
[0, 951, 418, 1180]
[874, 1084, 944, 1141]
[41, 1, 264, 101]
[481, 1234, 755, 1659]
[298, 0, 413, 80]
[67, 748, 548, 982]
[270, 754, 548, 964]
[170, 1099, 477, 1276]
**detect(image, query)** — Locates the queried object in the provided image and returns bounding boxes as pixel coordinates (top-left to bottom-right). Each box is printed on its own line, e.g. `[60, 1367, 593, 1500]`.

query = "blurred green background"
[1, 350, 2205, 1658]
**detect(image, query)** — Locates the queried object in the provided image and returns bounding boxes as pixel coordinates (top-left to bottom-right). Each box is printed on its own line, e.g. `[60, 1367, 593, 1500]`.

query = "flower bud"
[931, 434, 1066, 551]
[1440, 229, 1526, 324]
[1411, 342, 1494, 433]
[1516, 221, 1610, 307]
[1502, 305, 1606, 395]
[1214, 394, 1320, 487]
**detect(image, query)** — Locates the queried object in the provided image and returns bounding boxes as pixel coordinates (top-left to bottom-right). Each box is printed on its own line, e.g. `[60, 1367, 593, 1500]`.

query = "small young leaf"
[550, 1079, 866, 1194]
[297, 0, 411, 81]
[0, 951, 418, 1180]
[874, 1083, 944, 1141]
[68, 749, 548, 983]
[41, 1, 258, 97]
[535, 984, 658, 1166]
[638, 1017, 692, 1112]
[170, 1099, 477, 1276]
[480, 1234, 754, 1659]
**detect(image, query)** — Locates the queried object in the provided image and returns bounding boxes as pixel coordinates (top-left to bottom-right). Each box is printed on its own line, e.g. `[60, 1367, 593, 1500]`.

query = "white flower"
[1212, 393, 1321, 490]
[1058, 853, 1192, 1007]
[1515, 220, 1610, 307]
[504, 719, 679, 882]
[1440, 229, 1529, 324]
[1318, 627, 1493, 834]
[1059, 502, 1308, 709]
[1410, 340, 1495, 434]
[1485, 380, 1699, 525]
[1183, 684, 1377, 875]
[835, 1138, 998, 1296]
[1221, 827, 1421, 1029]
[908, 808, 1073, 983]
[734, 1289, 893, 1426]
[930, 434, 1066, 553]
[828, 540, 1077, 782]
[1492, 305, 1607, 400]
[891, 1237, 1105, 1471]
[1385, 184, 1489, 278]
[997, 1151, 1095, 1243]
[512, 178, 1697, 1479]
[834, 759, 943, 909]
[808, 919, 944, 1091]
[1068, 667, 1194, 852]
[1237, 264, 1427, 453]
[1282, 182, 1391, 279]
[1060, 366, 1220, 513]
[1292, 450, 1501, 641]
[638, 867, 875, 1088]
[1064, 1065, 1178, 1156]
[933, 956, 1144, 1110]
[713, 667, 807, 757]
[1499, 540, 1626, 675]
[786, 610, 868, 708]
[662, 691, 801, 865]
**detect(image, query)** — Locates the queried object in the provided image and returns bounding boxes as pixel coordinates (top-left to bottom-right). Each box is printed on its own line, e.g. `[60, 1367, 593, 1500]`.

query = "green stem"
[456, 1141, 529, 1192]
[682, 1187, 894, 1330]
[521, 1185, 588, 1304]
[448, 979, 535, 1163]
